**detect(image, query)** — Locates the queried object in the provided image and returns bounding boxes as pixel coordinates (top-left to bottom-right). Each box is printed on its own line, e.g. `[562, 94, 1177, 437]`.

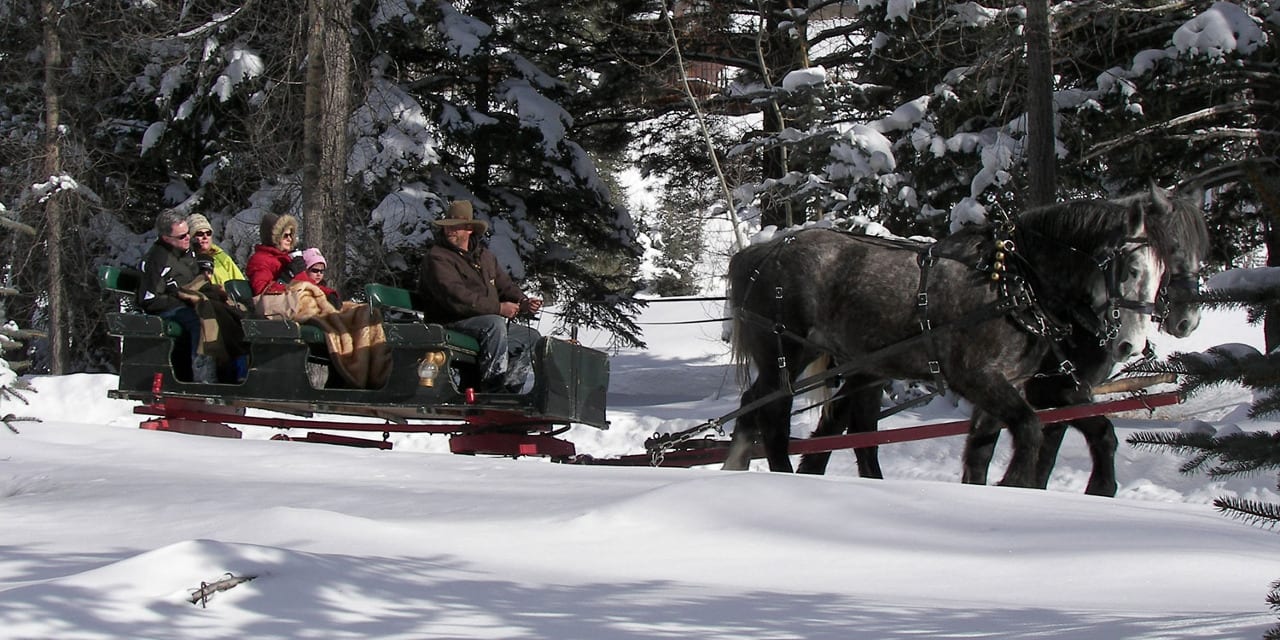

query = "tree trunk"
[758, 1, 806, 230]
[1024, 0, 1056, 208]
[472, 4, 494, 195]
[302, 0, 353, 290]
[1267, 216, 1280, 352]
[41, 0, 67, 374]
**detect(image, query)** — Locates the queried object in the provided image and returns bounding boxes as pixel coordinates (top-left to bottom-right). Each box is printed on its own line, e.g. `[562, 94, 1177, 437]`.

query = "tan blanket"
[276, 281, 392, 389]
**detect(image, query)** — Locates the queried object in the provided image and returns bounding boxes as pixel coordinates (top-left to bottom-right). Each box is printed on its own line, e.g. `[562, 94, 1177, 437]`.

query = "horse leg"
[1025, 376, 1117, 496]
[723, 375, 796, 472]
[796, 391, 842, 475]
[957, 378, 1041, 488]
[1034, 423, 1069, 489]
[961, 408, 1001, 486]
[848, 382, 883, 478]
[1073, 416, 1118, 497]
[797, 381, 883, 478]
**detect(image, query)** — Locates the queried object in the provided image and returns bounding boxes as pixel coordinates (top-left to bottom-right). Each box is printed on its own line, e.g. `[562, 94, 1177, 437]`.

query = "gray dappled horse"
[724, 185, 1205, 490]
[959, 187, 1209, 496]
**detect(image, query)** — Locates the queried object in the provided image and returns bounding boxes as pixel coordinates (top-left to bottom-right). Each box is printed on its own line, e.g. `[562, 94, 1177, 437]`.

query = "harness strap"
[915, 247, 946, 389]
[708, 295, 1027, 436]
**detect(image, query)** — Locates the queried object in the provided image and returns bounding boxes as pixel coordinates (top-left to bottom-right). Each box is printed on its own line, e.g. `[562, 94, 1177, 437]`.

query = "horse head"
[1100, 236, 1162, 361]
[1126, 184, 1210, 339]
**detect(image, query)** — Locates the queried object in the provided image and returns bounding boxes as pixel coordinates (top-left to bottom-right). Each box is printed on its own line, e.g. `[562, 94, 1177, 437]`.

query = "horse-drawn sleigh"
[100, 186, 1208, 496]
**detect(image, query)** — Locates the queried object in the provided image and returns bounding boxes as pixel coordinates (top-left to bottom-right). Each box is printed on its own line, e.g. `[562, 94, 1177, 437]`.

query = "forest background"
[0, 0, 1276, 377]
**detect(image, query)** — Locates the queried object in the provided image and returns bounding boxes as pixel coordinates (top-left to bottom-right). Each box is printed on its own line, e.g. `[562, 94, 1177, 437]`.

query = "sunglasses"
[308, 267, 326, 274]
[282, 232, 294, 239]
[192, 230, 213, 238]
[166, 231, 189, 240]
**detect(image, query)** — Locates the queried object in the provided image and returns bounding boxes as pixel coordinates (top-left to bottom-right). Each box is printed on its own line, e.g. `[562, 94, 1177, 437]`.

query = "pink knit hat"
[302, 247, 326, 270]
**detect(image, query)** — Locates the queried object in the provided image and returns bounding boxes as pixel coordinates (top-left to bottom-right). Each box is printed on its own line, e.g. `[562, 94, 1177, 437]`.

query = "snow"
[1173, 1, 1268, 58]
[3, 303, 1280, 638]
[780, 66, 827, 92]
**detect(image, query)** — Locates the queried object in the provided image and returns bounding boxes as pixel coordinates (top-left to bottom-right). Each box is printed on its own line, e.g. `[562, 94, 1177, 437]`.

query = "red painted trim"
[592, 391, 1183, 467]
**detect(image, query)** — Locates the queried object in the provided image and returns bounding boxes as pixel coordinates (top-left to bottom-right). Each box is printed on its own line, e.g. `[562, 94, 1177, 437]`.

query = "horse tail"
[725, 280, 753, 389]
[800, 353, 833, 416]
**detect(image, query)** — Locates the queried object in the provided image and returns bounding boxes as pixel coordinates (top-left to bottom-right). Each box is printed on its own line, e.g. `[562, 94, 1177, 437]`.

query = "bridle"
[1093, 238, 1160, 344]
[1153, 269, 1202, 328]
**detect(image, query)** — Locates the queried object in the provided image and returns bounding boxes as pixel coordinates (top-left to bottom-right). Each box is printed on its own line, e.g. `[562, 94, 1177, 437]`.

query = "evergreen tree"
[1127, 279, 1280, 638]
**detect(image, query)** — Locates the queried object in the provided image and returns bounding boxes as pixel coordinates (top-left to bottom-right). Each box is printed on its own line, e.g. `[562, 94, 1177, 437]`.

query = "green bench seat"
[98, 264, 326, 344]
[98, 265, 184, 338]
[365, 283, 480, 356]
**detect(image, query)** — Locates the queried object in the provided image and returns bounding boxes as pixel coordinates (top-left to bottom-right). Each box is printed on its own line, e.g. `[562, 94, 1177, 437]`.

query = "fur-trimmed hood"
[259, 212, 298, 249]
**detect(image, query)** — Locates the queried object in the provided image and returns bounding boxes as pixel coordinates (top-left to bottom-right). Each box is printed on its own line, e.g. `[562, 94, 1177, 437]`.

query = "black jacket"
[137, 239, 200, 314]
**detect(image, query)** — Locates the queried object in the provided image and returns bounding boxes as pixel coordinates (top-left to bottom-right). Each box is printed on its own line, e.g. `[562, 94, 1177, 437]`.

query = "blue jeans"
[157, 305, 201, 381]
[448, 315, 540, 390]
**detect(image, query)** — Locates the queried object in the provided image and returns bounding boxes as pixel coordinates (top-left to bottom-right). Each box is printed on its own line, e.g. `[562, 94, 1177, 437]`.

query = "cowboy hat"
[432, 200, 488, 234]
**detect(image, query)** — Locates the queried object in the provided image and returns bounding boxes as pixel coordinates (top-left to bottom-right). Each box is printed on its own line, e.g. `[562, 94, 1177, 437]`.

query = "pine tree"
[1127, 281, 1280, 638]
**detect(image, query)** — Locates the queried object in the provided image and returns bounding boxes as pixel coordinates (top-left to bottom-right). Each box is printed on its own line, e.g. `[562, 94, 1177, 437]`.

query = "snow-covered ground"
[1, 303, 1277, 639]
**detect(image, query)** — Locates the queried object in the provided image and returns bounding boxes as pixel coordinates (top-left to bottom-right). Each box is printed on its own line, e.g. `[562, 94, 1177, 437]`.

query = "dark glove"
[196, 255, 215, 274]
[277, 252, 305, 284]
[287, 252, 306, 278]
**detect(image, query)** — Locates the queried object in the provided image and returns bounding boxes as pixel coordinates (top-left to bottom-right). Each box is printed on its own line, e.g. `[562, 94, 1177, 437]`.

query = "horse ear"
[1148, 181, 1174, 217]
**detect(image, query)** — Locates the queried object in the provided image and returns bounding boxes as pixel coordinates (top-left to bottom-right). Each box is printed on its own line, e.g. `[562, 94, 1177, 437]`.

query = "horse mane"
[1016, 198, 1132, 253]
[1112, 188, 1210, 269]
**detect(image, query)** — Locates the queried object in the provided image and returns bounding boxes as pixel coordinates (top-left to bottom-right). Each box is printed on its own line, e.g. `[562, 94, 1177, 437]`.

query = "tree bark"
[1025, 0, 1056, 207]
[758, 0, 805, 230]
[302, 0, 353, 290]
[41, 0, 67, 374]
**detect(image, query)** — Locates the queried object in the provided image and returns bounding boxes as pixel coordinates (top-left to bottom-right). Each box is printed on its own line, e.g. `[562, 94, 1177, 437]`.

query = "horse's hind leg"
[724, 374, 796, 472]
[797, 380, 883, 478]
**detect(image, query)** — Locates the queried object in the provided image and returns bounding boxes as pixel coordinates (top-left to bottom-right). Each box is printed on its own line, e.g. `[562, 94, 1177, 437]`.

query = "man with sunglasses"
[137, 209, 205, 381]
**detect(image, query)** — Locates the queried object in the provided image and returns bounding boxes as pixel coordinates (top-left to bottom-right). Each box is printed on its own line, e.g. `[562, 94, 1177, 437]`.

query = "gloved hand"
[287, 251, 306, 278]
[196, 255, 215, 274]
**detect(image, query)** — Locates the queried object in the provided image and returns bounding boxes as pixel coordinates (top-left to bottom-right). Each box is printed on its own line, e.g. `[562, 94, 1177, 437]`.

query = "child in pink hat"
[292, 247, 340, 307]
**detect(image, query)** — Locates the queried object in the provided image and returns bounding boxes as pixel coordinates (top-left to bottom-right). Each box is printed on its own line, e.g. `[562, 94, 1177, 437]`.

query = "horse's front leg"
[1064, 416, 1118, 497]
[961, 408, 1001, 486]
[1026, 377, 1118, 496]
[957, 377, 1042, 488]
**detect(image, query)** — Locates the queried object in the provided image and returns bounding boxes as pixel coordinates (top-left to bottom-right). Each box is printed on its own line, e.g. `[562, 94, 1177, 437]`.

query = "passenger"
[187, 212, 249, 381]
[418, 200, 543, 393]
[245, 212, 303, 296]
[292, 247, 341, 309]
[138, 209, 246, 383]
[187, 213, 245, 287]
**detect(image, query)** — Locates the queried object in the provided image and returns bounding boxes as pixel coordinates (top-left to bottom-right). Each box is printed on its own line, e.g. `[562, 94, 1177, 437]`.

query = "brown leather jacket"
[419, 240, 525, 323]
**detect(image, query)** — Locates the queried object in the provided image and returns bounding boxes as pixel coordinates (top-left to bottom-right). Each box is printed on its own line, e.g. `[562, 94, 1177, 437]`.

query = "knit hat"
[302, 247, 326, 270]
[186, 213, 213, 235]
[431, 200, 488, 234]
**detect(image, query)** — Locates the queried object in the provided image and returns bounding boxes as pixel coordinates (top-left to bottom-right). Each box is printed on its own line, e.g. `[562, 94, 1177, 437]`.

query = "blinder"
[1153, 270, 1201, 326]
[1092, 237, 1159, 344]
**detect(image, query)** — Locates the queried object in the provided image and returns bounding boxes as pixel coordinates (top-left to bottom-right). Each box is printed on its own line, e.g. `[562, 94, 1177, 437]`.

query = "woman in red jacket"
[245, 212, 302, 295]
